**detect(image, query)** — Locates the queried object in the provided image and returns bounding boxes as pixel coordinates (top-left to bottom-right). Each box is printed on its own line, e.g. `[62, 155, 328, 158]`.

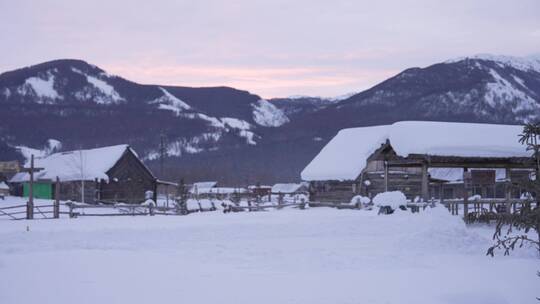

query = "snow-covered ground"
[0, 205, 538, 304]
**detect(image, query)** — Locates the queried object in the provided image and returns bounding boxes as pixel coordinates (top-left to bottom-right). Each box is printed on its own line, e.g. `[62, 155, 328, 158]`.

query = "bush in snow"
[141, 199, 156, 207]
[350, 195, 371, 209]
[294, 194, 309, 203]
[373, 191, 407, 214]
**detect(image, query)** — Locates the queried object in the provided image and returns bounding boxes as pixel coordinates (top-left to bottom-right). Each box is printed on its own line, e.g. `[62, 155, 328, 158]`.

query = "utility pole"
[80, 150, 85, 204]
[159, 133, 167, 178]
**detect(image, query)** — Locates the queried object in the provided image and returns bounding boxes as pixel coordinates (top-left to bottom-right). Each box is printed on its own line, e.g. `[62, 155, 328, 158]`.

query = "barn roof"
[301, 121, 529, 181]
[10, 144, 135, 183]
[271, 183, 306, 194]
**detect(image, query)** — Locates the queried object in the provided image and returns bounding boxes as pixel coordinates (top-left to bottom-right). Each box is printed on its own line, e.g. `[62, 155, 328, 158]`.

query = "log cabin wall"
[309, 180, 357, 203]
[362, 170, 423, 199]
[100, 150, 156, 204]
[56, 181, 97, 202]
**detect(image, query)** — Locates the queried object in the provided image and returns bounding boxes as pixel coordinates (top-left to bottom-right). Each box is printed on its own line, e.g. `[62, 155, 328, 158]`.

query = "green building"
[23, 182, 52, 199]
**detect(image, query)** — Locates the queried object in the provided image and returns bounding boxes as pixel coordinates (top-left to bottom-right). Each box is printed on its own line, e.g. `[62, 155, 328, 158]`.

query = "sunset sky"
[1, 0, 539, 98]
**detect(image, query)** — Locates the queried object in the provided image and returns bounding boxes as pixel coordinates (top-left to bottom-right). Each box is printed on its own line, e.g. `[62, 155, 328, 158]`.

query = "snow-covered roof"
[10, 145, 132, 183]
[271, 183, 306, 194]
[207, 187, 246, 194]
[190, 181, 218, 194]
[301, 121, 529, 181]
[248, 185, 271, 189]
[0, 181, 9, 190]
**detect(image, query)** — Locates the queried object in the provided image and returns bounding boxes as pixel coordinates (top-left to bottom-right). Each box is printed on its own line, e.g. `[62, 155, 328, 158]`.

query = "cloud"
[1, 0, 539, 97]
[103, 62, 398, 98]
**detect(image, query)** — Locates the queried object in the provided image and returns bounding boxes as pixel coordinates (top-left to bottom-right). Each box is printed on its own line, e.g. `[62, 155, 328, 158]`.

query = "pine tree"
[487, 122, 540, 257]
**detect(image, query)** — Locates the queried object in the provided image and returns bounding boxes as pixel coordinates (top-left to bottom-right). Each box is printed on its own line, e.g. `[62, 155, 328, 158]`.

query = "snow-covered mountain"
[340, 54, 540, 123]
[1, 55, 539, 184]
[0, 59, 289, 167]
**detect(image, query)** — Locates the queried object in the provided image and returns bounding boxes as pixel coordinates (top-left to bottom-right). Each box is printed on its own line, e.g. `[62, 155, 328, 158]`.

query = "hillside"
[1, 55, 539, 184]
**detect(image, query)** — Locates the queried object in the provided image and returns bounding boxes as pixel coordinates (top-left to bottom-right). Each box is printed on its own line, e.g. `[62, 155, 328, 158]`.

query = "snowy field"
[0, 206, 538, 304]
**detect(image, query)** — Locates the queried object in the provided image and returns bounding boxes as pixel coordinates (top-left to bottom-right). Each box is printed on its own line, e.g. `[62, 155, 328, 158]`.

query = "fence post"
[505, 168, 512, 213]
[54, 176, 60, 219]
[68, 202, 74, 218]
[27, 155, 35, 220]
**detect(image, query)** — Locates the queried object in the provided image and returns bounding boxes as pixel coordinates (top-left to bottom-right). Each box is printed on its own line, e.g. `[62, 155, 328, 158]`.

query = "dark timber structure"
[309, 141, 535, 205]
[11, 145, 163, 204]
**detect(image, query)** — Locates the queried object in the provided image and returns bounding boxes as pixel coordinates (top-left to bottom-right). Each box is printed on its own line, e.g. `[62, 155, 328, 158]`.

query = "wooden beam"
[54, 176, 60, 219]
[384, 161, 389, 192]
[463, 167, 469, 222]
[27, 155, 34, 220]
[386, 154, 534, 169]
[505, 167, 512, 213]
[421, 163, 429, 201]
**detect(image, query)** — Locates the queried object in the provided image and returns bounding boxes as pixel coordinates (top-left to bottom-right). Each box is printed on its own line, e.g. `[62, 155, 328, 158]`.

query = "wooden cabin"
[248, 184, 272, 197]
[0, 160, 20, 182]
[10, 145, 160, 204]
[302, 121, 535, 204]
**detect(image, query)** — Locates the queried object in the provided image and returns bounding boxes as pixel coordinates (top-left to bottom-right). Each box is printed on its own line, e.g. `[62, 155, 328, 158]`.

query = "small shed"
[190, 181, 218, 195]
[0, 181, 9, 197]
[302, 121, 534, 203]
[271, 183, 309, 195]
[248, 184, 272, 197]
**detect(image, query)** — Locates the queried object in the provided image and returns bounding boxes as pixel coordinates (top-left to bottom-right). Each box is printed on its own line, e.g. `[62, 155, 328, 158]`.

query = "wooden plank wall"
[100, 150, 155, 204]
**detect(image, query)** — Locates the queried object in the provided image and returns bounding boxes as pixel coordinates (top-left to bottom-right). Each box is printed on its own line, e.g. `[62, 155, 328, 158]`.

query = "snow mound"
[350, 195, 370, 206]
[397, 206, 490, 255]
[373, 191, 406, 209]
[252, 99, 289, 127]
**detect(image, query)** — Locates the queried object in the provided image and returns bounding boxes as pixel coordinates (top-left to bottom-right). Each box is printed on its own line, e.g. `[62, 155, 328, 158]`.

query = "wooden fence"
[0, 202, 68, 220]
[441, 198, 539, 223]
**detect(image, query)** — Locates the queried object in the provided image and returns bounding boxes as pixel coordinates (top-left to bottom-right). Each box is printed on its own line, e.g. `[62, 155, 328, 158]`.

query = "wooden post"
[27, 155, 35, 220]
[439, 184, 444, 205]
[463, 167, 469, 222]
[421, 163, 429, 202]
[505, 168, 512, 213]
[152, 179, 158, 204]
[384, 160, 389, 192]
[54, 176, 60, 219]
[68, 202, 74, 218]
[166, 185, 169, 208]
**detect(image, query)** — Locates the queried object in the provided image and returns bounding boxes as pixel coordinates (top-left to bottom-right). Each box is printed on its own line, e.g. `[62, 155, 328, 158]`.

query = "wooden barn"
[10, 145, 160, 204]
[302, 121, 535, 204]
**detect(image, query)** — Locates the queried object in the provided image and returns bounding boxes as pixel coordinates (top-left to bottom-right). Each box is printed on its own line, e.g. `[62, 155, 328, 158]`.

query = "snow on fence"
[441, 198, 539, 223]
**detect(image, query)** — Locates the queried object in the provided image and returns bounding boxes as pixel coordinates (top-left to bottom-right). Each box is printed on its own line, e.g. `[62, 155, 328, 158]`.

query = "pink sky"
[1, 0, 539, 98]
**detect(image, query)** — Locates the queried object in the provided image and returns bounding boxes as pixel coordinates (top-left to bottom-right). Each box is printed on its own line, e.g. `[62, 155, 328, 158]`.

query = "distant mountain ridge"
[1, 54, 539, 184]
[0, 59, 289, 166]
